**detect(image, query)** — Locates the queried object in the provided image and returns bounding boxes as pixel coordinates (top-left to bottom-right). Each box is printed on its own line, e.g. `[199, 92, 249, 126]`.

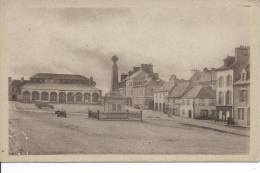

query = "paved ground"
[9, 103, 249, 155]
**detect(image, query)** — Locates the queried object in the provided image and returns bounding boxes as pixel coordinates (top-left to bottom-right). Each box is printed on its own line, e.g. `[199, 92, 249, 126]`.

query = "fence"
[88, 109, 100, 120]
[88, 109, 142, 121]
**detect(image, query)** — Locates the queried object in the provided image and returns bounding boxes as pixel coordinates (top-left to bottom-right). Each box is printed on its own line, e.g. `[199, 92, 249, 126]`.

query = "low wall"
[88, 110, 142, 121]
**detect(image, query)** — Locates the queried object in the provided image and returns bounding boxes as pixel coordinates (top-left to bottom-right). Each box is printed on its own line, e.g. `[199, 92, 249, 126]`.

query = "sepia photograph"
[0, 0, 259, 162]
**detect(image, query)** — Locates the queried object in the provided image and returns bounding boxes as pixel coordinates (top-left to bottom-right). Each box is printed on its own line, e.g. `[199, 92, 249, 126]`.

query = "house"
[233, 64, 250, 126]
[8, 77, 28, 101]
[154, 74, 179, 113]
[167, 80, 190, 116]
[123, 64, 164, 109]
[179, 86, 216, 119]
[215, 46, 249, 121]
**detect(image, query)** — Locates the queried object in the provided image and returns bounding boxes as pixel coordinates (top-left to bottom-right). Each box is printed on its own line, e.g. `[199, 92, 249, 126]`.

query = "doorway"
[188, 110, 192, 118]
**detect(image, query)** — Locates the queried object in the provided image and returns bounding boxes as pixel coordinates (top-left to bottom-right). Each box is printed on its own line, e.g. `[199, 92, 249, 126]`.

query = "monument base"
[104, 91, 127, 113]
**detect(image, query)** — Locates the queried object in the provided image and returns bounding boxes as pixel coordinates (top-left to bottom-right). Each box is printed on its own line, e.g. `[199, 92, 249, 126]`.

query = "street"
[9, 105, 249, 155]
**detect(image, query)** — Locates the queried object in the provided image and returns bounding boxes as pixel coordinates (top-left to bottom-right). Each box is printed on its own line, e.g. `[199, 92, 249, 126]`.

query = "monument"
[103, 55, 127, 112]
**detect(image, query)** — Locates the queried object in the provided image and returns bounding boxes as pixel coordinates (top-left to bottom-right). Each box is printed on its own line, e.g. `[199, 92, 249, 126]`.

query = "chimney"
[133, 66, 140, 72]
[21, 77, 24, 82]
[141, 64, 153, 74]
[235, 46, 250, 64]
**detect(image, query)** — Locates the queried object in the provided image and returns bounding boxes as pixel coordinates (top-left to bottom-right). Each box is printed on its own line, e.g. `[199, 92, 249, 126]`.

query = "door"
[188, 110, 192, 118]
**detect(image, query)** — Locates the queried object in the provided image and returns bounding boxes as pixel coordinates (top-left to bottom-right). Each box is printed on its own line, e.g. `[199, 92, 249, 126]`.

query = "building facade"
[121, 64, 164, 109]
[167, 80, 190, 116]
[216, 46, 250, 121]
[179, 86, 216, 119]
[154, 74, 178, 113]
[17, 73, 102, 104]
[233, 65, 250, 126]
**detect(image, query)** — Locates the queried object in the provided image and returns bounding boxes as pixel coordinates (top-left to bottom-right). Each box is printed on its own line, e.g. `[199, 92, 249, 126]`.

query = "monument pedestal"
[104, 91, 127, 113]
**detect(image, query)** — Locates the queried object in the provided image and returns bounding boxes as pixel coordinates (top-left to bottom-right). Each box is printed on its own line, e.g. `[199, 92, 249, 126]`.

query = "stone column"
[111, 55, 119, 92]
[90, 92, 92, 104]
[74, 92, 76, 104]
[82, 92, 84, 104]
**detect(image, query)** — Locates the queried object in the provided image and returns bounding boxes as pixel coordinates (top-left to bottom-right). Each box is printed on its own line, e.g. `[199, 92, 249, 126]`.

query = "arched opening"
[67, 92, 74, 103]
[50, 92, 57, 102]
[84, 93, 91, 104]
[22, 90, 30, 103]
[32, 91, 40, 101]
[75, 92, 82, 103]
[41, 92, 49, 101]
[59, 92, 66, 103]
[92, 93, 99, 103]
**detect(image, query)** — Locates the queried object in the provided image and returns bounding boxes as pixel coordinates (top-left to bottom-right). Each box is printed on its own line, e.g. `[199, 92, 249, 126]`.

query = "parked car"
[34, 101, 54, 109]
[134, 104, 140, 109]
[55, 110, 67, 118]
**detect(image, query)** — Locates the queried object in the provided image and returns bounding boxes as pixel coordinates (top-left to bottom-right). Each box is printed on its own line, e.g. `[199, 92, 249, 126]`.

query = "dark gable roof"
[182, 86, 216, 99]
[9, 80, 28, 88]
[190, 70, 216, 83]
[31, 73, 89, 81]
[168, 81, 190, 98]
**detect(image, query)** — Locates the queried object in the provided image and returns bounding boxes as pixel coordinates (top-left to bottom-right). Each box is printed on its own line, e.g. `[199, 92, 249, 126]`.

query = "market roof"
[168, 81, 190, 98]
[31, 73, 89, 81]
[182, 86, 216, 99]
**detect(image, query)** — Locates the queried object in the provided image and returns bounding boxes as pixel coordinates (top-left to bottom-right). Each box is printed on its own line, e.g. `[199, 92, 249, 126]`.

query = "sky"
[3, 0, 254, 92]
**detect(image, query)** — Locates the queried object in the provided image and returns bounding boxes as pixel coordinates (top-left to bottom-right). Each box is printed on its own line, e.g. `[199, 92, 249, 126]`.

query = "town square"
[4, 2, 252, 156]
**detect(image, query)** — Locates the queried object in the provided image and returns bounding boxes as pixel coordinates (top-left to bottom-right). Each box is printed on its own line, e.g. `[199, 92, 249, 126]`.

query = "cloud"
[6, 2, 251, 92]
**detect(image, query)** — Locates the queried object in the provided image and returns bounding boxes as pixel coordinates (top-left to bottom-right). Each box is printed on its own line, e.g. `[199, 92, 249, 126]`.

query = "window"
[92, 93, 99, 102]
[67, 92, 74, 102]
[76, 92, 82, 103]
[218, 91, 223, 105]
[226, 75, 232, 86]
[182, 109, 185, 115]
[239, 89, 248, 102]
[41, 92, 49, 101]
[238, 108, 245, 120]
[187, 100, 190, 105]
[199, 99, 205, 106]
[32, 91, 40, 101]
[50, 92, 57, 102]
[218, 77, 223, 87]
[112, 104, 116, 111]
[117, 104, 122, 112]
[225, 91, 232, 105]
[241, 72, 247, 81]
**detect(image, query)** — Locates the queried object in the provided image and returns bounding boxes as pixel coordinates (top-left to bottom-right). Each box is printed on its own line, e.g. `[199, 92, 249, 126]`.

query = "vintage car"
[34, 101, 54, 109]
[55, 110, 67, 118]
